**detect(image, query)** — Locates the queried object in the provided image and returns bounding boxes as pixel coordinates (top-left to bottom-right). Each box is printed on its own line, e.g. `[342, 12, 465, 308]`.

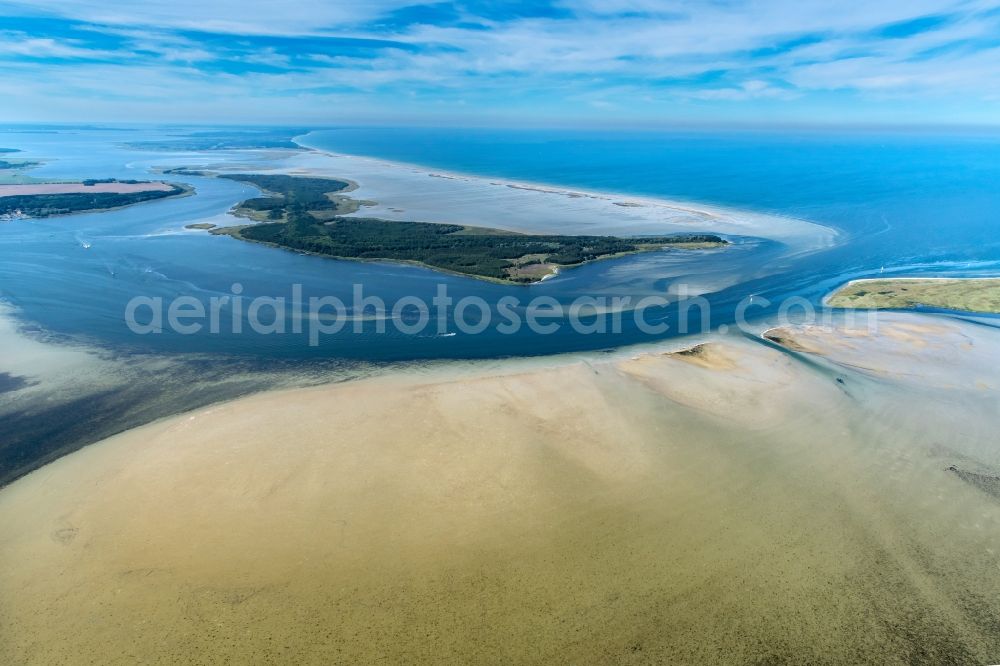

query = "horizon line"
[4, 119, 1000, 135]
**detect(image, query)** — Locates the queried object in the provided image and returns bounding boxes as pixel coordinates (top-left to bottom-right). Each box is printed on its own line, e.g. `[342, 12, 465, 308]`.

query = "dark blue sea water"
[2, 125, 1000, 362]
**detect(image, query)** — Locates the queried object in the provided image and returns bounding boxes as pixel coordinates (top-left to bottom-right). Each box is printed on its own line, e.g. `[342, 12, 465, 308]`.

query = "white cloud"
[0, 0, 417, 35]
[0, 33, 119, 59]
[1, 0, 1000, 123]
[688, 80, 796, 101]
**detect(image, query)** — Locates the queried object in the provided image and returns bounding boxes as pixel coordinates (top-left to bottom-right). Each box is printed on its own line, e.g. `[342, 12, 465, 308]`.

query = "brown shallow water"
[1, 313, 999, 664]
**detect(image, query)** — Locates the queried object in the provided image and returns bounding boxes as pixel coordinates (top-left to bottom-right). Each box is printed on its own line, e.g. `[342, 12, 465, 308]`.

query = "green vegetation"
[827, 278, 1000, 314]
[216, 172, 725, 283]
[0, 184, 189, 218]
[221, 173, 350, 208]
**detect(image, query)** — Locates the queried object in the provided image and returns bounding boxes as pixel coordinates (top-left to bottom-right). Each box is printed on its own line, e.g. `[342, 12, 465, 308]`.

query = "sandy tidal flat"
[1, 314, 999, 664]
[0, 182, 174, 196]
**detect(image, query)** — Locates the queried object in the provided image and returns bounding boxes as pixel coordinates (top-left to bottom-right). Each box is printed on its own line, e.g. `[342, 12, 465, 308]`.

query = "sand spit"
[663, 342, 738, 370]
[2, 314, 1000, 663]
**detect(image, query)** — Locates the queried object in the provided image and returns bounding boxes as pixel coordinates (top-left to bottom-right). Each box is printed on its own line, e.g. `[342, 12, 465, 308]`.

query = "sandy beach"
[2, 312, 999, 664]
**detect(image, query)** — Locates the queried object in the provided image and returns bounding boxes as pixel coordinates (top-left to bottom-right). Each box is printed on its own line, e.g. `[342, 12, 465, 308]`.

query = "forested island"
[0, 179, 190, 218]
[205, 172, 727, 283]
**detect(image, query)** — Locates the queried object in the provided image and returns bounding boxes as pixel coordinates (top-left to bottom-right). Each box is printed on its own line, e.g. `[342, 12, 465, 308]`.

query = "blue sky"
[1, 0, 999, 126]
